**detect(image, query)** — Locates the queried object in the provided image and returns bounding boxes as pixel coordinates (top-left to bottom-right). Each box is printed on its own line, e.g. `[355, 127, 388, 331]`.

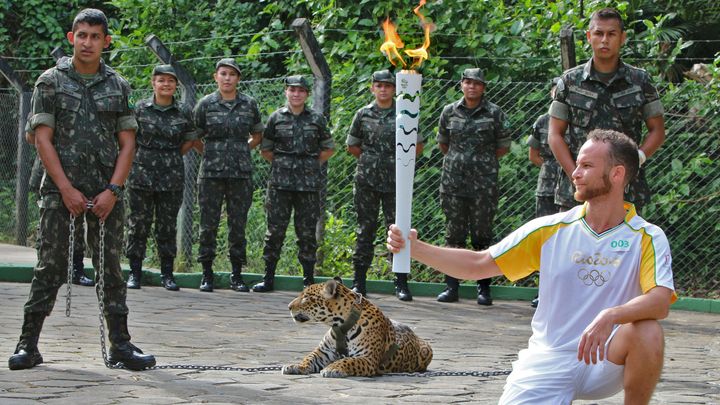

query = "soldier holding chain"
[9, 9, 155, 371]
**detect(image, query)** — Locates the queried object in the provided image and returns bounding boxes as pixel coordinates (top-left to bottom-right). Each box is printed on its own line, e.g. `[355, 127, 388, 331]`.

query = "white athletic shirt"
[489, 202, 676, 352]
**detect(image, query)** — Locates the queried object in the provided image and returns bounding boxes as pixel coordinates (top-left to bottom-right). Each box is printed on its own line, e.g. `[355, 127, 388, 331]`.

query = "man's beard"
[574, 172, 612, 202]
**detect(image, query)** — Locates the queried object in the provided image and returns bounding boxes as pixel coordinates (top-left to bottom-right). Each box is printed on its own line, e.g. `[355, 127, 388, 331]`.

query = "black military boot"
[437, 275, 460, 302]
[8, 312, 45, 370]
[160, 257, 179, 291]
[199, 262, 214, 292]
[300, 260, 315, 288]
[394, 273, 413, 302]
[126, 258, 142, 289]
[351, 266, 368, 297]
[106, 314, 156, 370]
[230, 263, 249, 292]
[72, 253, 94, 287]
[477, 278, 493, 306]
[252, 261, 275, 293]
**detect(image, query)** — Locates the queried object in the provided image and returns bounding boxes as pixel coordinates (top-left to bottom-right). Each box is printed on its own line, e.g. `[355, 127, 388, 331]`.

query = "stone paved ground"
[1, 279, 718, 405]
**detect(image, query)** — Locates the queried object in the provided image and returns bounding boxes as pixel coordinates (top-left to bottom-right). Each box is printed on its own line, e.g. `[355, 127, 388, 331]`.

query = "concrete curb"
[1, 263, 716, 313]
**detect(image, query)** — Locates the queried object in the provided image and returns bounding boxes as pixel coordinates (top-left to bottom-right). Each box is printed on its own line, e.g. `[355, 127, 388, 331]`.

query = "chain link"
[65, 214, 75, 317]
[95, 220, 117, 368]
[385, 369, 512, 378]
[150, 364, 283, 372]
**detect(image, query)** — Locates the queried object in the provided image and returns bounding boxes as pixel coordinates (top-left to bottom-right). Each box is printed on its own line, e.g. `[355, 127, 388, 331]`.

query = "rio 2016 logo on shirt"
[610, 239, 630, 249]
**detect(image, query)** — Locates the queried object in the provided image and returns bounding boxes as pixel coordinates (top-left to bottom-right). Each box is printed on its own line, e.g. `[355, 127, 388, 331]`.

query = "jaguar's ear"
[323, 278, 339, 299]
[333, 276, 343, 284]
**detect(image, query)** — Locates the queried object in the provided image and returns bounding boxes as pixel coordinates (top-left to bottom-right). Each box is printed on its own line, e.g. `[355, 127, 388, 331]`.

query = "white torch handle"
[393, 71, 421, 274]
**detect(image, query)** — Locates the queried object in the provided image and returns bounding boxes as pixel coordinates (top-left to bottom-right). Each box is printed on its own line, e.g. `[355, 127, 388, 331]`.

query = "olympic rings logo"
[577, 268, 610, 286]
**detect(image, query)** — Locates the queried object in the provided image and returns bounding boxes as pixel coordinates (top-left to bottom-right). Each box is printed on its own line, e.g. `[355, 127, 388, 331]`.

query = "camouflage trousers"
[352, 184, 394, 270]
[125, 188, 183, 261]
[535, 195, 561, 218]
[34, 196, 86, 259]
[440, 192, 496, 250]
[197, 177, 253, 265]
[262, 188, 320, 268]
[24, 193, 128, 317]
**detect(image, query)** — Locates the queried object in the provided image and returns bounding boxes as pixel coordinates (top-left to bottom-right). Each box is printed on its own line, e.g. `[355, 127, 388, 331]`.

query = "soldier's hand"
[91, 190, 117, 222]
[60, 187, 89, 217]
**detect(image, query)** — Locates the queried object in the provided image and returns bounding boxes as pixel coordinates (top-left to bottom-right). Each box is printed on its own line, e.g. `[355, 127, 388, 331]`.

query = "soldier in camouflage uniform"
[125, 65, 198, 291]
[528, 78, 567, 217]
[549, 8, 665, 214]
[9, 9, 155, 371]
[346, 70, 424, 301]
[28, 87, 95, 288]
[436, 68, 510, 306]
[193, 58, 264, 292]
[252, 75, 335, 292]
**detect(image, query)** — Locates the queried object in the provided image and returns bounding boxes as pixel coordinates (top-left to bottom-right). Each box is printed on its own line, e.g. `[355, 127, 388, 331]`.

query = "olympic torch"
[380, 1, 432, 274]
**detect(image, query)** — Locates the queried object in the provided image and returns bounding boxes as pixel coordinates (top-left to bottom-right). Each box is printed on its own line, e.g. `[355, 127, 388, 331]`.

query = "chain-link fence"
[0, 75, 717, 298]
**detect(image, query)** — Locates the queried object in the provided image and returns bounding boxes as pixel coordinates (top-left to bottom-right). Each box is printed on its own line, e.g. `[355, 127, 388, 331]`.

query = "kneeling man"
[387, 129, 675, 404]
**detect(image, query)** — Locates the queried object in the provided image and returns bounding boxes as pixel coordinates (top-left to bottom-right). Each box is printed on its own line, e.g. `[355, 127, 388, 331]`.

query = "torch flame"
[404, 0, 431, 69]
[379, 1, 432, 70]
[380, 18, 407, 68]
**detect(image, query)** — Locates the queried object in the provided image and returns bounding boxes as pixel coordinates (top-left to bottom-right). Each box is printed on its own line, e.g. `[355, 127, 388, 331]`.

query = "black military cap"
[372, 70, 395, 85]
[215, 58, 241, 75]
[461, 68, 486, 84]
[285, 75, 310, 91]
[152, 64, 177, 79]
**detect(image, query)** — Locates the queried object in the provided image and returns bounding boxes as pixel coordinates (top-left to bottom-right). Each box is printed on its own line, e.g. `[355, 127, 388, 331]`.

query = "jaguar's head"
[287, 277, 360, 327]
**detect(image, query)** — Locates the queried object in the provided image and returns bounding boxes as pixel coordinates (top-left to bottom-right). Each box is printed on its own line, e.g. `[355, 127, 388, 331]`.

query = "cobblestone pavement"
[1, 280, 718, 405]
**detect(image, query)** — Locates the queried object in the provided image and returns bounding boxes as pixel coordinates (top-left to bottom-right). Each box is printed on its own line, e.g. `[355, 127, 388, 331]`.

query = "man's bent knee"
[608, 320, 664, 365]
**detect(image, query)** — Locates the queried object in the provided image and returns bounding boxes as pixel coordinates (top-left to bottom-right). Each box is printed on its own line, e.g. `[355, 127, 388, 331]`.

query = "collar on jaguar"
[332, 291, 363, 357]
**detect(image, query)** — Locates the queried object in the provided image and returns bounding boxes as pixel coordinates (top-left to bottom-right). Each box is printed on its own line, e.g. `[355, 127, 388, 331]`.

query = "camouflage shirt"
[127, 98, 199, 191]
[527, 113, 561, 198]
[437, 97, 511, 197]
[549, 59, 664, 207]
[346, 101, 425, 193]
[193, 90, 264, 179]
[28, 57, 137, 198]
[261, 106, 335, 192]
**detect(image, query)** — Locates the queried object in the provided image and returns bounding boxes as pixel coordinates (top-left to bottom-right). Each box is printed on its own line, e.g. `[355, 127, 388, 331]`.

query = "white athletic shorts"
[498, 327, 624, 404]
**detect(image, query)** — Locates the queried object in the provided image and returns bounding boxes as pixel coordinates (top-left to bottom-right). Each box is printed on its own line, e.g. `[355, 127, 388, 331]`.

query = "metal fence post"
[145, 34, 199, 267]
[560, 26, 577, 70]
[0, 57, 32, 245]
[292, 18, 332, 268]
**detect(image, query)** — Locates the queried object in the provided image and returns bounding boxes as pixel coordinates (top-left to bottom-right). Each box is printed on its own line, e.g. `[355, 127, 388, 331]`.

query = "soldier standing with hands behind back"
[435, 68, 510, 305]
[346, 70, 424, 301]
[124, 65, 198, 291]
[193, 58, 264, 292]
[9, 8, 155, 371]
[253, 75, 335, 292]
[549, 7, 665, 213]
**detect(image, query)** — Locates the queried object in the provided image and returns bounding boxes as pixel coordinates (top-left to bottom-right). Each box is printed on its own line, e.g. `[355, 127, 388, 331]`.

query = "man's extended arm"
[387, 225, 503, 281]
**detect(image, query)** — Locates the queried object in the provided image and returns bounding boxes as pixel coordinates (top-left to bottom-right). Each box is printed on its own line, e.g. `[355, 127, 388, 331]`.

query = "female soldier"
[125, 64, 197, 291]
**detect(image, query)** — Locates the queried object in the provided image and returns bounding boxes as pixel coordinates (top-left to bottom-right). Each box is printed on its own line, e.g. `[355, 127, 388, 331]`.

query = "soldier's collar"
[370, 100, 394, 113]
[456, 96, 487, 114]
[62, 57, 113, 86]
[582, 59, 629, 84]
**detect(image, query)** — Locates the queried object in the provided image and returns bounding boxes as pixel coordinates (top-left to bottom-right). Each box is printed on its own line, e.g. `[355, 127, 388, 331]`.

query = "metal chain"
[94, 220, 121, 369]
[65, 214, 76, 317]
[150, 364, 283, 372]
[385, 369, 512, 378]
